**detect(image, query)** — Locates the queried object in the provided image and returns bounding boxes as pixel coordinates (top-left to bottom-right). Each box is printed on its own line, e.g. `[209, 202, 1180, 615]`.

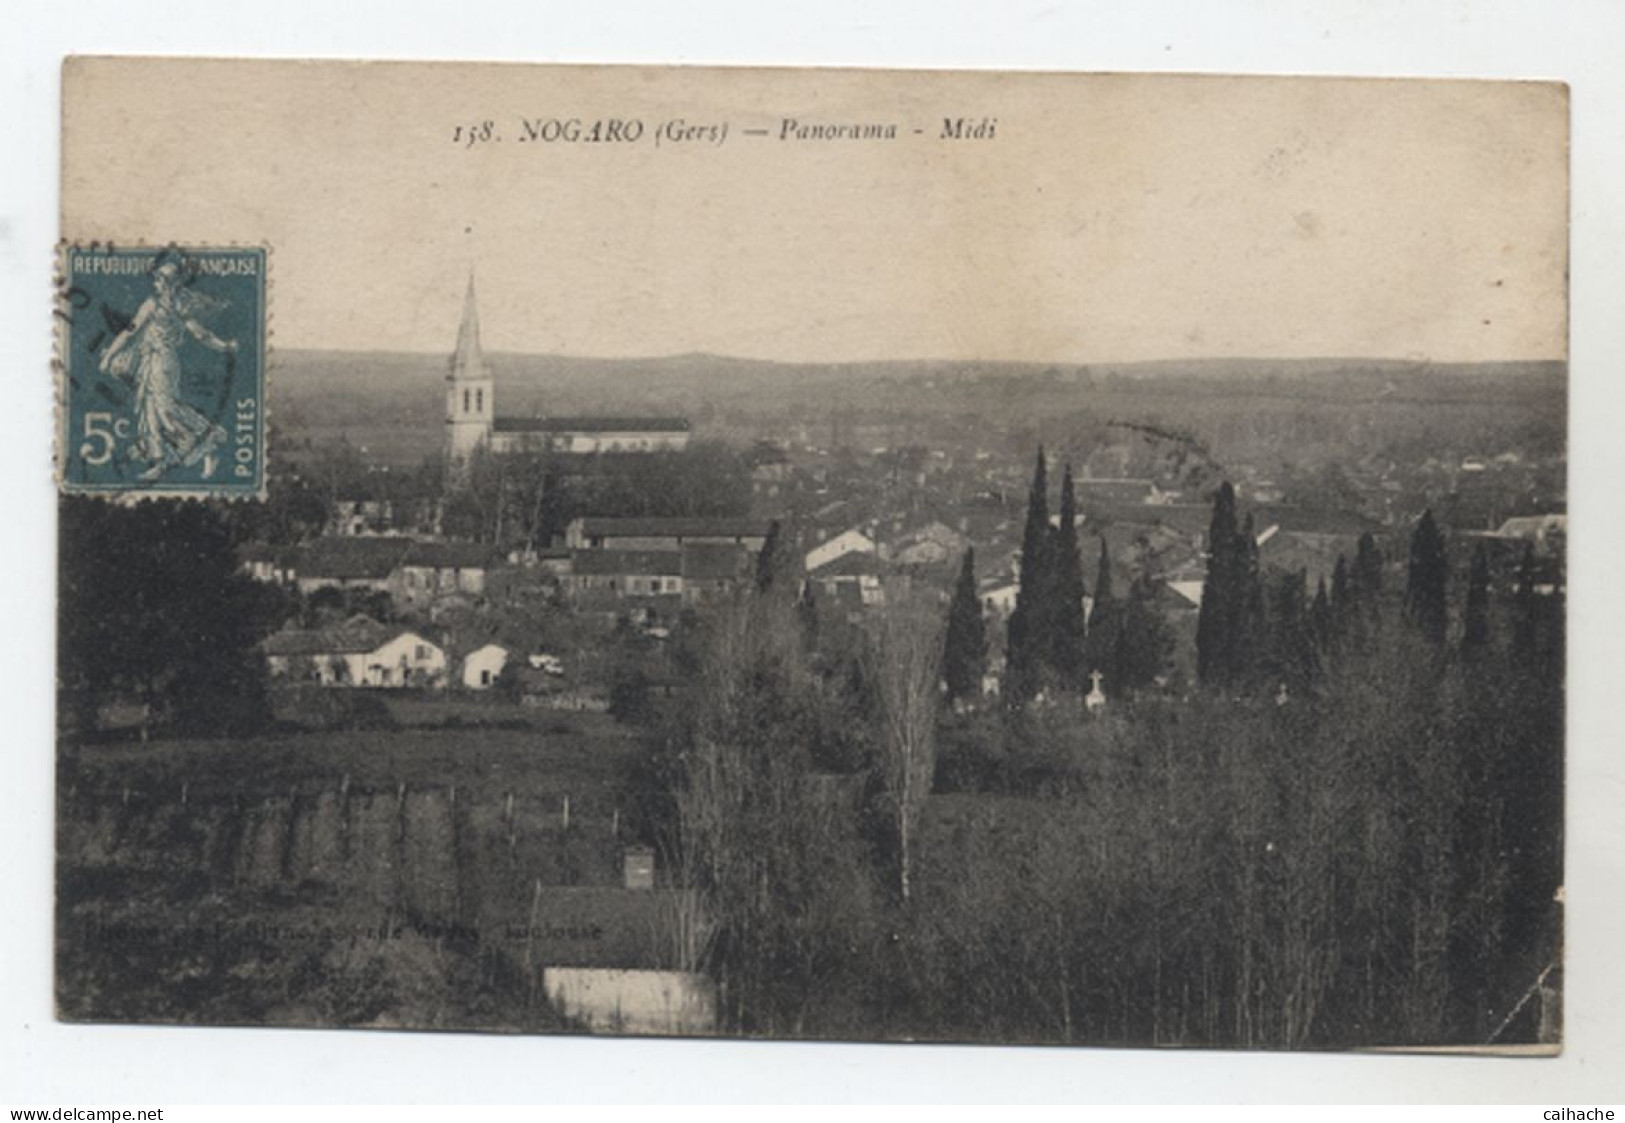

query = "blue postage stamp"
[57, 244, 267, 498]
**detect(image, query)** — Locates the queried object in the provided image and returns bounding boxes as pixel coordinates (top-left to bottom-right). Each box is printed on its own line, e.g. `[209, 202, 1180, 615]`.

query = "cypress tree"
[942, 547, 988, 705]
[1006, 448, 1053, 702]
[1117, 573, 1172, 693]
[1196, 481, 1243, 686]
[1051, 465, 1088, 685]
[1462, 540, 1492, 656]
[1511, 541, 1540, 663]
[1330, 553, 1353, 640]
[1084, 537, 1119, 691]
[796, 577, 820, 651]
[1354, 531, 1384, 603]
[755, 519, 797, 595]
[1239, 512, 1269, 685]
[1406, 508, 1450, 644]
[1311, 576, 1334, 651]
[1268, 569, 1314, 690]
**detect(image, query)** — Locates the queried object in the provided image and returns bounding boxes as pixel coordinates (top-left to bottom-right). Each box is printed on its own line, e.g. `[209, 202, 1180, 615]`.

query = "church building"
[445, 279, 691, 470]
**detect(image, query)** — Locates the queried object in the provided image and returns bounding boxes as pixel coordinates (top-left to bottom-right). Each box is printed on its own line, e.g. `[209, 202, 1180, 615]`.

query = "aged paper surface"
[56, 58, 1567, 1050]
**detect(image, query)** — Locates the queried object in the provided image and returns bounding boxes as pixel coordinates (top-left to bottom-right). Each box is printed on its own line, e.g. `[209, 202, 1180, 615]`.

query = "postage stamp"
[56, 243, 267, 498]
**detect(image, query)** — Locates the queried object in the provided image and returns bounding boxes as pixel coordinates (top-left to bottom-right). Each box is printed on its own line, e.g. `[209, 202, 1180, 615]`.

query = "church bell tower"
[446, 275, 494, 473]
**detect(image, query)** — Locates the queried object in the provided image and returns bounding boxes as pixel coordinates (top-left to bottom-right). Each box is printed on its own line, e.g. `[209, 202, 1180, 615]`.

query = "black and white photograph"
[50, 57, 1568, 1057]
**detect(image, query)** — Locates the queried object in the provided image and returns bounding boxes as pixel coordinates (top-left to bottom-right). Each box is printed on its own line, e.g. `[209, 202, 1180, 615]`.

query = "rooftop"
[297, 536, 497, 579]
[569, 550, 684, 578]
[574, 517, 774, 540]
[298, 537, 415, 580]
[263, 618, 429, 657]
[680, 542, 753, 581]
[493, 416, 690, 434]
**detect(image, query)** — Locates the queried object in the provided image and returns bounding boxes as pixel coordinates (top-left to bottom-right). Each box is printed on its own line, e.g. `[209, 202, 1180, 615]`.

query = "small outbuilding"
[461, 642, 510, 690]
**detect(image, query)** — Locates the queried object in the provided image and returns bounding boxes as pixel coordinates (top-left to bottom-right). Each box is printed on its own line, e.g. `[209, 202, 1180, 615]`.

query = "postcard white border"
[3, 0, 1623, 1106]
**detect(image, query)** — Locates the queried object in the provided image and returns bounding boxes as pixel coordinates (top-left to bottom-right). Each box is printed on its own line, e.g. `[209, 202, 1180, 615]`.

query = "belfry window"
[463, 389, 470, 413]
[476, 388, 484, 413]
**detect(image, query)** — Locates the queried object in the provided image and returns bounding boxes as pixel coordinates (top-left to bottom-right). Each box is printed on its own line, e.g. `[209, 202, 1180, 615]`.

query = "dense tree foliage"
[754, 519, 799, 596]
[941, 548, 987, 706]
[1116, 573, 1174, 695]
[1005, 451, 1095, 702]
[1005, 448, 1054, 704]
[1463, 541, 1492, 656]
[1196, 483, 1248, 688]
[1083, 537, 1119, 692]
[1049, 466, 1088, 683]
[58, 497, 277, 739]
[1406, 508, 1450, 644]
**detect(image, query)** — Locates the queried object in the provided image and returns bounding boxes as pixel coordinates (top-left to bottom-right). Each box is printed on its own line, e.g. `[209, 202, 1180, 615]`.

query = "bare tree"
[869, 593, 945, 902]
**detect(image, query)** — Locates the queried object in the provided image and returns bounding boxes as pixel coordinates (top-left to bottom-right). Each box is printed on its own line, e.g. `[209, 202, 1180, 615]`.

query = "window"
[462, 389, 470, 413]
[415, 644, 429, 660]
[476, 388, 484, 413]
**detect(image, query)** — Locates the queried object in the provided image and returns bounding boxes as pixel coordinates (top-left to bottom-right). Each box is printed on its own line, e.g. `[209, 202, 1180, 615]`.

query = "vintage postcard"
[56, 58, 1567, 1051]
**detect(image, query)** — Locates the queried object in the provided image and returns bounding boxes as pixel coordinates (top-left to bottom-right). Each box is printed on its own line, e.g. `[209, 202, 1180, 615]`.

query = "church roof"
[493, 416, 690, 433]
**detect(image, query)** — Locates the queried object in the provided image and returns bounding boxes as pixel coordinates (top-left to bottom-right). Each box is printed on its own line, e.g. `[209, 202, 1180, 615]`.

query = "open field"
[56, 705, 654, 1030]
[64, 705, 641, 814]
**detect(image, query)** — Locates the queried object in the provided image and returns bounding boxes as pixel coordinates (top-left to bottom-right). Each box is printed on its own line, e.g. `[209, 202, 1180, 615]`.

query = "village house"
[678, 543, 754, 605]
[396, 540, 496, 606]
[283, 537, 498, 606]
[292, 537, 413, 596]
[980, 580, 1020, 618]
[263, 617, 448, 688]
[557, 542, 755, 608]
[803, 527, 876, 574]
[1490, 513, 1567, 553]
[460, 642, 510, 690]
[239, 543, 300, 585]
[326, 498, 395, 537]
[562, 550, 684, 601]
[807, 550, 886, 613]
[747, 445, 794, 503]
[882, 520, 969, 567]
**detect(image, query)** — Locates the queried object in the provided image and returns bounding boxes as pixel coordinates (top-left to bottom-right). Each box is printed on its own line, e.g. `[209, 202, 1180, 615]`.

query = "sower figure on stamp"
[99, 261, 237, 481]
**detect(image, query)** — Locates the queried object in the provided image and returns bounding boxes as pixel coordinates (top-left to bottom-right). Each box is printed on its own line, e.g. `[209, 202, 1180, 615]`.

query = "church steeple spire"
[450, 274, 490, 382]
[446, 272, 495, 471]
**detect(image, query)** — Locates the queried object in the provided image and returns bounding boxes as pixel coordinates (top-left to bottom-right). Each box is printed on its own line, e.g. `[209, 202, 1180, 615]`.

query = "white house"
[264, 619, 448, 688]
[365, 631, 448, 687]
[804, 528, 876, 574]
[462, 642, 510, 690]
[981, 582, 1020, 617]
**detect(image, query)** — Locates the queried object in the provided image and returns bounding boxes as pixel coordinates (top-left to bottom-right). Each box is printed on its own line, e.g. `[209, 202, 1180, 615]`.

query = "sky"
[61, 59, 1568, 365]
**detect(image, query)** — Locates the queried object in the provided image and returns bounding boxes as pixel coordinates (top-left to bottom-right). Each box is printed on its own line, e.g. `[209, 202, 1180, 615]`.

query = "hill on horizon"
[266, 349, 1566, 467]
